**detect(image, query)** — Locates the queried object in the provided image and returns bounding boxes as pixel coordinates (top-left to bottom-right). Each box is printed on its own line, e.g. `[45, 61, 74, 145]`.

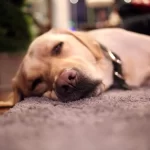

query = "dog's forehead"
[29, 32, 73, 48]
[27, 32, 85, 57]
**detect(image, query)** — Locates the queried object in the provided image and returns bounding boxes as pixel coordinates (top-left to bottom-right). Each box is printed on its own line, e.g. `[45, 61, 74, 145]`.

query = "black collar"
[99, 43, 129, 90]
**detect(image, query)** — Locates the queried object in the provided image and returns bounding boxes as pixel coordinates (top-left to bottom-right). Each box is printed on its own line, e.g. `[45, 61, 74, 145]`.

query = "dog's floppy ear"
[0, 78, 23, 108]
[11, 77, 24, 103]
[11, 63, 25, 104]
[0, 65, 24, 108]
[50, 28, 104, 61]
[68, 31, 104, 61]
[0, 92, 15, 108]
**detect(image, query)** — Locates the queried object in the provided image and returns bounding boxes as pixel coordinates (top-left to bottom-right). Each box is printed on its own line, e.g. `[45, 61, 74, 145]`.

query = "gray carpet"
[1, 88, 150, 150]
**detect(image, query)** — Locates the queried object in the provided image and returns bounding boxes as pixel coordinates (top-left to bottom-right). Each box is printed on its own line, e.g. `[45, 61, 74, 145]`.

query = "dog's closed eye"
[51, 42, 63, 55]
[31, 77, 43, 91]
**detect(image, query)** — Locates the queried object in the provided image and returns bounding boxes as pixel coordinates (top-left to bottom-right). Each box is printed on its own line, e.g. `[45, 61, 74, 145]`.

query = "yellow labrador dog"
[3, 28, 150, 105]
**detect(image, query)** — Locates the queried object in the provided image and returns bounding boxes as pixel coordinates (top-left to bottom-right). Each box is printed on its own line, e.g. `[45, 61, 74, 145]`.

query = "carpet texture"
[1, 88, 150, 150]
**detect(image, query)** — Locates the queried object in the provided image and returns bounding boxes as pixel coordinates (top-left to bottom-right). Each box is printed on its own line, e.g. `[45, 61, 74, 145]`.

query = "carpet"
[0, 88, 150, 150]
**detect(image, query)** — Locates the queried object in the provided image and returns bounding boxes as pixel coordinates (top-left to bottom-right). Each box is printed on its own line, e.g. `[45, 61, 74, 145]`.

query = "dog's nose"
[55, 69, 77, 96]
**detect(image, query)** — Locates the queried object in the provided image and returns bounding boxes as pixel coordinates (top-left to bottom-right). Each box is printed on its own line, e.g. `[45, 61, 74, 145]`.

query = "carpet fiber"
[1, 88, 150, 150]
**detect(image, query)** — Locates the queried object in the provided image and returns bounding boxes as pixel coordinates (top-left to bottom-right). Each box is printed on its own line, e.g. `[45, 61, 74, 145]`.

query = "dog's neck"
[99, 43, 129, 90]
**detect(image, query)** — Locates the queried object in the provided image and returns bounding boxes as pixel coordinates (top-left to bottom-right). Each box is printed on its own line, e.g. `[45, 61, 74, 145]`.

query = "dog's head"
[11, 29, 113, 103]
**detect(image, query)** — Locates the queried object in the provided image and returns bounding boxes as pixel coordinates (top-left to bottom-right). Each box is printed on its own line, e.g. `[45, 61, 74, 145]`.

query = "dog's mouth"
[54, 68, 102, 102]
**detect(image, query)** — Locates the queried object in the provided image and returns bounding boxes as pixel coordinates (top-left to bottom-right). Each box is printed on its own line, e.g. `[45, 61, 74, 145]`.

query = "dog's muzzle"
[55, 68, 101, 102]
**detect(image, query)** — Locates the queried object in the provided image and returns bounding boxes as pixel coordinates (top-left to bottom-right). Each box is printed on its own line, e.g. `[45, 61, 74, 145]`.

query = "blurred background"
[0, 0, 150, 99]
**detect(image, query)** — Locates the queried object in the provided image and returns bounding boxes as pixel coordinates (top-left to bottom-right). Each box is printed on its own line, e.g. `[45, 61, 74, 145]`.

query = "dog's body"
[5, 28, 150, 104]
[89, 29, 150, 87]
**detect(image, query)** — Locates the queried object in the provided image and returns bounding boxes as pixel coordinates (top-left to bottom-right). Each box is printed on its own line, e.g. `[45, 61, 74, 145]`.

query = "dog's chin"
[55, 71, 102, 102]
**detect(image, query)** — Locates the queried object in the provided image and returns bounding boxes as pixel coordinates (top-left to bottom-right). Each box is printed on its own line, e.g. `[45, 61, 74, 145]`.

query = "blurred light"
[143, 0, 150, 4]
[70, 0, 79, 4]
[124, 0, 131, 3]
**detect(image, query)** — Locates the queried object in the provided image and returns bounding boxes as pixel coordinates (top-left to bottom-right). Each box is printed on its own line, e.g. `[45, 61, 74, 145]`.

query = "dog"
[3, 28, 150, 105]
